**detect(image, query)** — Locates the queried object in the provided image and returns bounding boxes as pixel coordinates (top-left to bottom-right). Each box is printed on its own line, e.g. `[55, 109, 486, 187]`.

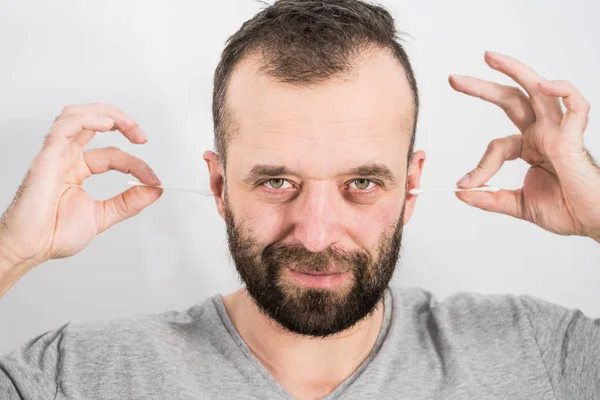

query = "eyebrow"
[243, 165, 293, 184]
[345, 164, 398, 185]
[243, 163, 399, 185]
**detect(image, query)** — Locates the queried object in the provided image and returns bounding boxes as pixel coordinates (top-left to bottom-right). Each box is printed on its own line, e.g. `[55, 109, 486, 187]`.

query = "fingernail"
[150, 170, 161, 185]
[457, 173, 471, 186]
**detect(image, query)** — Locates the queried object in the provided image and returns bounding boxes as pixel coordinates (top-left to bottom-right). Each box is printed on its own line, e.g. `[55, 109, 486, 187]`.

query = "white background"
[0, 0, 599, 354]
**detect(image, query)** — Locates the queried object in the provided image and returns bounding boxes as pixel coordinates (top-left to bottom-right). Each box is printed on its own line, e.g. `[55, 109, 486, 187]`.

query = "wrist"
[0, 244, 36, 299]
[0, 231, 38, 289]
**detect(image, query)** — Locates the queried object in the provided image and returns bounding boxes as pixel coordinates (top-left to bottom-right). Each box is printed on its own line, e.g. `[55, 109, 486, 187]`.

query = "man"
[0, 0, 599, 398]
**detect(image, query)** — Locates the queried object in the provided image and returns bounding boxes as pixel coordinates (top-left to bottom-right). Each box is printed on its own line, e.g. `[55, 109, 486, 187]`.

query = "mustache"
[262, 242, 371, 273]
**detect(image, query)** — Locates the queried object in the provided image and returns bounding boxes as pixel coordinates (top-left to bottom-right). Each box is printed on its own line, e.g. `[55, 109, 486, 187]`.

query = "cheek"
[229, 186, 404, 250]
[237, 200, 292, 243]
[344, 196, 404, 248]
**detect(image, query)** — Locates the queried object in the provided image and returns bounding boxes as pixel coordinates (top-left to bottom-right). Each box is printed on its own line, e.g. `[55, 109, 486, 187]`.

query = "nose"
[292, 182, 344, 253]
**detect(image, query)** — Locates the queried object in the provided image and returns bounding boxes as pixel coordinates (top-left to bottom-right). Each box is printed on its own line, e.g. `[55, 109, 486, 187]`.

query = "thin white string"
[128, 180, 500, 197]
[409, 187, 501, 195]
[127, 180, 214, 197]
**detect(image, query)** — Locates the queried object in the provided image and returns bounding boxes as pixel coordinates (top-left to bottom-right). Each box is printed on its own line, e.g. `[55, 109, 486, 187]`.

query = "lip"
[285, 268, 351, 289]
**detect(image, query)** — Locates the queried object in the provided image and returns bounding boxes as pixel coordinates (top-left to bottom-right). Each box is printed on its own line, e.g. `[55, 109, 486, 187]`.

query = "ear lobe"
[203, 150, 227, 219]
[403, 150, 426, 225]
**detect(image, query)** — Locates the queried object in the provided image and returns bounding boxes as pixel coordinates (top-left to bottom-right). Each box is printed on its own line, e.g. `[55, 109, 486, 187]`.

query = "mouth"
[284, 267, 351, 289]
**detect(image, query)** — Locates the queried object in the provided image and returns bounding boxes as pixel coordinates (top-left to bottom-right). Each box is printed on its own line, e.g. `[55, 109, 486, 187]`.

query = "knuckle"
[501, 99, 520, 115]
[500, 86, 524, 106]
[560, 80, 572, 88]
[118, 190, 144, 217]
[60, 105, 76, 115]
[105, 146, 121, 162]
[475, 162, 488, 173]
[98, 103, 120, 114]
[112, 196, 129, 220]
[102, 146, 118, 160]
[508, 86, 524, 98]
[583, 99, 591, 114]
[113, 105, 125, 115]
[48, 119, 65, 135]
[512, 107, 531, 124]
[487, 139, 501, 153]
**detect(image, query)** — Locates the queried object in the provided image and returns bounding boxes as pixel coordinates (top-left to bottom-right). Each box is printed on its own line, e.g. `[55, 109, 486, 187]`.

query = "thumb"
[94, 186, 163, 234]
[456, 189, 523, 220]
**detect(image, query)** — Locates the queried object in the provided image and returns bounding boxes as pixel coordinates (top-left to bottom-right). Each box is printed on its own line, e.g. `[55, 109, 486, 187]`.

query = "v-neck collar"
[212, 288, 394, 399]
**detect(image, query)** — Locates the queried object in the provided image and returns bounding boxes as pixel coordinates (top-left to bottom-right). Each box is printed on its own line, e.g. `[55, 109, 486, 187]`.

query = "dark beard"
[225, 201, 404, 338]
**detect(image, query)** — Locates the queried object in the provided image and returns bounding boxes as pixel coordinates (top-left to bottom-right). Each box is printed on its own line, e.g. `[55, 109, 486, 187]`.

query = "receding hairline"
[218, 45, 417, 154]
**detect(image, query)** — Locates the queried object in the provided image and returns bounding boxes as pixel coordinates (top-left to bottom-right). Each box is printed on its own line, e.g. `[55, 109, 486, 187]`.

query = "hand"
[449, 51, 600, 242]
[0, 103, 163, 273]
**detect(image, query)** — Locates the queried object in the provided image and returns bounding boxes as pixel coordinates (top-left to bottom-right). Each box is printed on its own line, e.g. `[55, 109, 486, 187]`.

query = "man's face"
[207, 49, 422, 337]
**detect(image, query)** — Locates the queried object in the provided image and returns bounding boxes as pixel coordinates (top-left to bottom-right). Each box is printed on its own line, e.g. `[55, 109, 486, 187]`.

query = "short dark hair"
[212, 0, 419, 170]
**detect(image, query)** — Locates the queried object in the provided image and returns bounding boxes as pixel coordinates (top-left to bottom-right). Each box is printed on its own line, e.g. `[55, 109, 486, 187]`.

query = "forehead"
[225, 49, 415, 176]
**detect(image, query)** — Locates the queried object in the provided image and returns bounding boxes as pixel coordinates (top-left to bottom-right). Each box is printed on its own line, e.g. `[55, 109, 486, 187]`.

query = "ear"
[203, 150, 226, 219]
[403, 150, 426, 225]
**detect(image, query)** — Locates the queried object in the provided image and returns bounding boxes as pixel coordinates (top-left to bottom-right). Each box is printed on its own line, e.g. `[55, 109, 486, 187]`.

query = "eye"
[349, 179, 376, 190]
[263, 179, 292, 190]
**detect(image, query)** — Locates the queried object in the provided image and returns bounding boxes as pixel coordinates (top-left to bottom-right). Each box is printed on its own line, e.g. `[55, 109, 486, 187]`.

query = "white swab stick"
[409, 186, 501, 195]
[127, 180, 213, 197]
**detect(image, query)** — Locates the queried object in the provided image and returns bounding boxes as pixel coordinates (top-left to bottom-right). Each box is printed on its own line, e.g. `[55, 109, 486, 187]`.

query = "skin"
[205, 49, 421, 398]
[0, 49, 597, 399]
[451, 52, 600, 240]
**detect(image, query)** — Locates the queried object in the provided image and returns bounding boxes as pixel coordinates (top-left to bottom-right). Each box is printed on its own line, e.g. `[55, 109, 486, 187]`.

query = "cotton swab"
[127, 180, 214, 197]
[409, 186, 501, 195]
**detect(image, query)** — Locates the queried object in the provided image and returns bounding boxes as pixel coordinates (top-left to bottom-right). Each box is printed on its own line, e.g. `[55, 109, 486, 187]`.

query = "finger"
[94, 186, 163, 234]
[45, 115, 116, 150]
[456, 189, 523, 220]
[56, 103, 147, 145]
[457, 135, 523, 188]
[449, 75, 535, 132]
[484, 51, 563, 123]
[538, 80, 591, 133]
[83, 147, 161, 186]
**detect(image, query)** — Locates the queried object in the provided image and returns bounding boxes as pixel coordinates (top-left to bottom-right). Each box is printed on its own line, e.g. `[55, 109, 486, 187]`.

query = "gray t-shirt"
[1, 286, 599, 399]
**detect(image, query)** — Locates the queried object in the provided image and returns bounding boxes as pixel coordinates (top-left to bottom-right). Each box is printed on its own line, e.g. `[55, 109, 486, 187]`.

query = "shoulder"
[387, 285, 537, 340]
[390, 285, 531, 314]
[67, 294, 218, 335]
[56, 295, 221, 356]
[384, 285, 560, 381]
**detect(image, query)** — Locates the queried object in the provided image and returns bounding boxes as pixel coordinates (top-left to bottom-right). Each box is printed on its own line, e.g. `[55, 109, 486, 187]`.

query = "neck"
[222, 289, 385, 399]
